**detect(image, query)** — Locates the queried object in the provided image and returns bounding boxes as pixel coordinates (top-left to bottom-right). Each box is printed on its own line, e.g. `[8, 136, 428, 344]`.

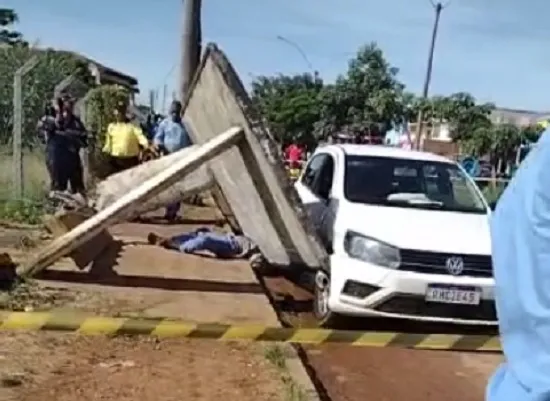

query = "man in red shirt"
[285, 143, 303, 169]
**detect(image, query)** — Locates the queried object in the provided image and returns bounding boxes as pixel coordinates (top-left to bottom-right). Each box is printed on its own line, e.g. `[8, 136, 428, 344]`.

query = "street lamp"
[276, 35, 318, 77]
[414, 0, 451, 150]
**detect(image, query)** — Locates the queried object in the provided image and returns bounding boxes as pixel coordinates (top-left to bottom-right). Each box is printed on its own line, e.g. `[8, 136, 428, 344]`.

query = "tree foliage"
[250, 72, 323, 148]
[0, 46, 92, 147]
[251, 39, 541, 172]
[85, 84, 130, 150]
[0, 8, 26, 46]
[84, 85, 131, 179]
[317, 43, 406, 137]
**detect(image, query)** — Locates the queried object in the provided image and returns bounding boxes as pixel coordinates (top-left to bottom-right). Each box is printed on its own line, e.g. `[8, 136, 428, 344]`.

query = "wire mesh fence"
[0, 144, 49, 203]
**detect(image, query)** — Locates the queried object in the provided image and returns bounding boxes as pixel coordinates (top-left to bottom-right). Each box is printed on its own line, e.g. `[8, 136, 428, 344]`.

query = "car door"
[295, 153, 335, 249]
[295, 153, 328, 215]
[312, 156, 336, 251]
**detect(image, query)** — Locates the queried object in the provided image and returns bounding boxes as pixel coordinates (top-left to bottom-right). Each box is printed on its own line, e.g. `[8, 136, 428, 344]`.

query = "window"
[301, 153, 335, 199]
[301, 154, 326, 189]
[343, 155, 487, 214]
[313, 156, 334, 199]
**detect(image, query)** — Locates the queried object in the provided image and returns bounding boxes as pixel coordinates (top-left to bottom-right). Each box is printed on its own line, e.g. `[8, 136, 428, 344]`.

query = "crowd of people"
[37, 96, 191, 222]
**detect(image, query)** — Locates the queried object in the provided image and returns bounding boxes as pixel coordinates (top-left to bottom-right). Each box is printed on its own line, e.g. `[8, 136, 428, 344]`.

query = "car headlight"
[344, 231, 401, 269]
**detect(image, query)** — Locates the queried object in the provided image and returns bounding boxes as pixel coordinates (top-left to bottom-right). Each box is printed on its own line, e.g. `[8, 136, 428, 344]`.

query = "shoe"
[147, 232, 161, 245]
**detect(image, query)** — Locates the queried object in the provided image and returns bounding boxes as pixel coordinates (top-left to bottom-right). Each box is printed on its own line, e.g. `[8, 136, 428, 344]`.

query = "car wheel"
[313, 271, 341, 327]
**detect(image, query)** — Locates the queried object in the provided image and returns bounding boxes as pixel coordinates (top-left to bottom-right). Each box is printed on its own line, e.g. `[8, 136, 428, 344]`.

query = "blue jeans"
[171, 228, 240, 257]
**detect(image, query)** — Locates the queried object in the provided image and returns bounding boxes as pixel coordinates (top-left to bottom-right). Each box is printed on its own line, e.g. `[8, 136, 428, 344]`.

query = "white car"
[294, 144, 496, 326]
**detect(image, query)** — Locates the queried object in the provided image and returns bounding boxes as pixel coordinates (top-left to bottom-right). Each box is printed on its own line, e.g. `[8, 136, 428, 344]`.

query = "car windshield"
[344, 155, 488, 214]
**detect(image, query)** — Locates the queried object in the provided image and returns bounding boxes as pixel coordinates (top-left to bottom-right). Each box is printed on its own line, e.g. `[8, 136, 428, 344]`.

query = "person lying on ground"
[486, 129, 550, 401]
[147, 227, 260, 260]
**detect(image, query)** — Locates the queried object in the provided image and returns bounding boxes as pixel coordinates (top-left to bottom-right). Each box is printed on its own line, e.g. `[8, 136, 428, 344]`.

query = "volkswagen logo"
[445, 256, 464, 276]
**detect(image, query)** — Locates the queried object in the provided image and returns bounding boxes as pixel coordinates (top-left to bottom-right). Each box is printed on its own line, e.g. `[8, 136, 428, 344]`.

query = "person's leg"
[68, 153, 85, 194]
[120, 156, 140, 171]
[164, 202, 181, 222]
[180, 231, 236, 257]
[148, 231, 196, 251]
[55, 149, 70, 192]
[107, 155, 121, 176]
[45, 143, 59, 191]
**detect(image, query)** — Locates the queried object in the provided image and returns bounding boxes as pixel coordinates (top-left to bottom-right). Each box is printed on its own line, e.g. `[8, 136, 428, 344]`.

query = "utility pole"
[161, 84, 167, 114]
[414, 1, 446, 150]
[148, 89, 155, 112]
[179, 0, 202, 102]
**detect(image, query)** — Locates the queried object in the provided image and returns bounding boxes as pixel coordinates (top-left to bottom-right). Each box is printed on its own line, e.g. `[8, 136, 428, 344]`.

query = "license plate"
[425, 285, 481, 305]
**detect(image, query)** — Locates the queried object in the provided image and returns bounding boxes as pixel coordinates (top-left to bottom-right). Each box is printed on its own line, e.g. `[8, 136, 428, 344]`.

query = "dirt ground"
[0, 208, 291, 401]
[0, 204, 504, 401]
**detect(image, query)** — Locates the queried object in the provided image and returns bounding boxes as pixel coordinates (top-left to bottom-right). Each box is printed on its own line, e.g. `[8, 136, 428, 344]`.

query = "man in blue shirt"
[154, 100, 192, 222]
[486, 129, 550, 401]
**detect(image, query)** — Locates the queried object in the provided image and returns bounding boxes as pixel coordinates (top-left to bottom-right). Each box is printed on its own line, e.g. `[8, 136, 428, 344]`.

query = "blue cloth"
[154, 117, 191, 153]
[486, 129, 550, 401]
[170, 228, 241, 258]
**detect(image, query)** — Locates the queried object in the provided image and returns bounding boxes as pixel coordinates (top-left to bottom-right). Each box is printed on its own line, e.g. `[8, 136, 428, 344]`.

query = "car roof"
[318, 144, 455, 164]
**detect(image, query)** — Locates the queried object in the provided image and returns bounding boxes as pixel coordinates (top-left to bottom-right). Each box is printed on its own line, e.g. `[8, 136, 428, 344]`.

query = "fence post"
[12, 56, 40, 200]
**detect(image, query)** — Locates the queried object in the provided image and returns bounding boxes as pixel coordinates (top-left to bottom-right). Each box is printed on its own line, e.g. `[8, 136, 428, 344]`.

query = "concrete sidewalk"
[32, 216, 318, 401]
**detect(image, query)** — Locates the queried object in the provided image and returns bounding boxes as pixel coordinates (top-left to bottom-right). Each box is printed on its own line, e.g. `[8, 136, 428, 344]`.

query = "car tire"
[313, 273, 341, 328]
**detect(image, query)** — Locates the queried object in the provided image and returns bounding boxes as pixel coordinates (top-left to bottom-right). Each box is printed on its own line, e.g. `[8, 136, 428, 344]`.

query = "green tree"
[0, 46, 92, 147]
[85, 85, 130, 179]
[316, 42, 406, 139]
[437, 92, 494, 142]
[520, 124, 544, 144]
[0, 8, 26, 46]
[250, 72, 323, 148]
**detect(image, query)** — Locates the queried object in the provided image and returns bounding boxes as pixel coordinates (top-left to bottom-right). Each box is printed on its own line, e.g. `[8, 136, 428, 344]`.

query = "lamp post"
[414, 0, 450, 150]
[276, 35, 318, 78]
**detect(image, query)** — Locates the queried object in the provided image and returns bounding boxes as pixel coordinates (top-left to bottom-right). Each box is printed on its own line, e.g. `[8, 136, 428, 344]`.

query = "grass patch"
[264, 344, 308, 401]
[0, 148, 48, 224]
[0, 199, 45, 225]
[0, 279, 76, 312]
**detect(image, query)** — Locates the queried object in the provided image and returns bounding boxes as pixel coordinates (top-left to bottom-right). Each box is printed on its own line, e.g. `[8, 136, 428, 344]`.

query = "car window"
[312, 156, 334, 199]
[344, 155, 487, 214]
[301, 154, 328, 189]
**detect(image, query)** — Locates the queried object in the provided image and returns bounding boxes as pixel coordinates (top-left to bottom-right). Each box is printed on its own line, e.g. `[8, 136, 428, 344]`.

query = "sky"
[5, 0, 550, 112]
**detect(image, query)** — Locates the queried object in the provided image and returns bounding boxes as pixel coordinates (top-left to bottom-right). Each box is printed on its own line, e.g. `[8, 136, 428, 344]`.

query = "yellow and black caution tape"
[0, 311, 501, 352]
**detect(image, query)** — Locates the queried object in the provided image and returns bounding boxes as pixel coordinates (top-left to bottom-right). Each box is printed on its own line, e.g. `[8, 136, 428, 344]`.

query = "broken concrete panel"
[42, 208, 113, 269]
[181, 44, 327, 270]
[18, 127, 245, 278]
[93, 145, 214, 221]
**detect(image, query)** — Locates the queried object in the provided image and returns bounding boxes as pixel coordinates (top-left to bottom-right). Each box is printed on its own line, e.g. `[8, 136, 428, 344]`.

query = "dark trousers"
[107, 155, 140, 176]
[46, 145, 85, 194]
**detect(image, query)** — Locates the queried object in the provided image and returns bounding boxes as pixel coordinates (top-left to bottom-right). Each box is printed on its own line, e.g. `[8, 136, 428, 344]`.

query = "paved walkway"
[0, 210, 316, 401]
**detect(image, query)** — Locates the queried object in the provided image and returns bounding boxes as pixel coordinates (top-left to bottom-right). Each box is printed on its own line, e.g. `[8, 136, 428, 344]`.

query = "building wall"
[490, 107, 550, 127]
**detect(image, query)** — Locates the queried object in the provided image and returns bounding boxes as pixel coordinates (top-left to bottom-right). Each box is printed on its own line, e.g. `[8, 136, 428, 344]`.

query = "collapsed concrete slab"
[93, 145, 214, 221]
[17, 127, 245, 278]
[181, 44, 327, 270]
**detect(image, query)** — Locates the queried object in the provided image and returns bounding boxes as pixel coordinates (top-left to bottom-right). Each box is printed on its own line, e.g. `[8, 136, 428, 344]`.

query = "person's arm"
[67, 117, 88, 147]
[153, 121, 165, 148]
[132, 124, 150, 148]
[102, 124, 112, 153]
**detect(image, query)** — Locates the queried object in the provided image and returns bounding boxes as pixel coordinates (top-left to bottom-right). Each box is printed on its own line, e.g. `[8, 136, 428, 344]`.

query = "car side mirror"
[489, 201, 497, 210]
